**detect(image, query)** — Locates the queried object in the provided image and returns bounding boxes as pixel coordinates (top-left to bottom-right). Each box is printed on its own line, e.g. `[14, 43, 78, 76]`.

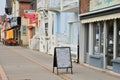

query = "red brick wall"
[19, 3, 31, 16]
[80, 0, 89, 14]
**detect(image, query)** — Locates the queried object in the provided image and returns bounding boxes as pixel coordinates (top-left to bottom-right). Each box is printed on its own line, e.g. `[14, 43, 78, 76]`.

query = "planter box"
[112, 58, 120, 74]
[89, 54, 104, 69]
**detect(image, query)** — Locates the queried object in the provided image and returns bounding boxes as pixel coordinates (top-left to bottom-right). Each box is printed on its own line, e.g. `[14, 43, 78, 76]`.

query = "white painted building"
[11, 0, 19, 17]
[37, 0, 80, 62]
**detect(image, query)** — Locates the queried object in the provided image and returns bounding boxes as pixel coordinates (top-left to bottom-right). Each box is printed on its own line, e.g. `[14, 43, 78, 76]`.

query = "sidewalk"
[0, 43, 120, 80]
[17, 46, 120, 80]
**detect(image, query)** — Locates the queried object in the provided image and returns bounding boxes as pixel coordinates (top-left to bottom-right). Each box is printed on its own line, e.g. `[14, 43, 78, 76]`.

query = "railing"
[37, 0, 79, 12]
[37, 0, 48, 10]
[37, 0, 61, 11]
[61, 0, 79, 11]
[47, 0, 61, 11]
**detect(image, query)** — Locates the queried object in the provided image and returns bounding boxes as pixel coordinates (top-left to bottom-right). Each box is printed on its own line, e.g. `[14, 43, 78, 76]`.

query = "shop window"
[117, 19, 120, 57]
[93, 22, 103, 54]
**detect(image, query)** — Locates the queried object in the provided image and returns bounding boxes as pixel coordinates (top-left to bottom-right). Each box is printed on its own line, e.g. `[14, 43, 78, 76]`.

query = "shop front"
[5, 29, 17, 45]
[80, 9, 120, 73]
[10, 17, 21, 45]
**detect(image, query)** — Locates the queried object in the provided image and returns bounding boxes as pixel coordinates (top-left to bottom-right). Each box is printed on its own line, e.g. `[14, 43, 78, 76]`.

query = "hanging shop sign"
[11, 17, 21, 27]
[90, 0, 120, 11]
[24, 13, 35, 19]
[29, 14, 38, 24]
[24, 13, 38, 24]
[11, 17, 17, 27]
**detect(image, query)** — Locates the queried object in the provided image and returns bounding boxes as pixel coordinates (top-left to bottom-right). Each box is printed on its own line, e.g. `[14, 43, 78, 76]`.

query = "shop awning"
[81, 13, 120, 23]
[4, 26, 17, 31]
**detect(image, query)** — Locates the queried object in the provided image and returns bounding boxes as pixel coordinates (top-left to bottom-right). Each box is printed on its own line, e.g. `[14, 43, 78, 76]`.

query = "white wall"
[12, 0, 19, 17]
[79, 23, 86, 63]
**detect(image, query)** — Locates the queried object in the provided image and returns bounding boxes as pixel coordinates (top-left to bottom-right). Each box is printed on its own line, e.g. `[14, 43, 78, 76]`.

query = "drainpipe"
[77, 1, 80, 63]
[77, 44, 79, 63]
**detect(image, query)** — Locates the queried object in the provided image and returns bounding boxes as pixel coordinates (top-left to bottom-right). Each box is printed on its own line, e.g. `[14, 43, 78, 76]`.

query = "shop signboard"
[53, 47, 73, 74]
[90, 0, 120, 11]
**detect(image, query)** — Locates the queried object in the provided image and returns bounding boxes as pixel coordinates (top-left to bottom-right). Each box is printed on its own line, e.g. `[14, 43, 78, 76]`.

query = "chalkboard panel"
[53, 47, 73, 74]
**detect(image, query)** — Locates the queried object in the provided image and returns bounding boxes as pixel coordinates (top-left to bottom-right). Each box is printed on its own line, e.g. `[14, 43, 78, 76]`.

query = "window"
[93, 22, 103, 54]
[117, 19, 120, 57]
[45, 23, 48, 36]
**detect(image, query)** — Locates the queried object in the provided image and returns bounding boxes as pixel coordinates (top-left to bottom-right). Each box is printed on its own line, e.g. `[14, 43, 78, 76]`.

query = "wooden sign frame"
[53, 47, 73, 74]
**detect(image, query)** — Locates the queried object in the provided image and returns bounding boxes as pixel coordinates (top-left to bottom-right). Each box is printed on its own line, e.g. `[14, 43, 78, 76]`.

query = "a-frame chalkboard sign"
[53, 47, 73, 74]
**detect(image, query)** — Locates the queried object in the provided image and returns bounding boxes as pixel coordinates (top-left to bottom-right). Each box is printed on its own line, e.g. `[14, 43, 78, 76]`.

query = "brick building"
[80, 0, 89, 14]
[18, 0, 32, 16]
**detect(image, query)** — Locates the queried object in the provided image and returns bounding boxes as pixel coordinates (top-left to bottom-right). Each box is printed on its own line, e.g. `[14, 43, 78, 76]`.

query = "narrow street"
[0, 43, 120, 80]
[0, 43, 64, 80]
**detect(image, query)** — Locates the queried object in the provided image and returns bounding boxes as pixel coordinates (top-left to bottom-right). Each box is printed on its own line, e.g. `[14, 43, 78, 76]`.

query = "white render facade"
[11, 0, 19, 17]
[36, 0, 80, 62]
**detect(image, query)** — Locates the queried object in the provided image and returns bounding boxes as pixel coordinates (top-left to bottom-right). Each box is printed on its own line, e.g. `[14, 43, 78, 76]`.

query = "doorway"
[106, 20, 114, 68]
[69, 22, 79, 61]
[84, 23, 89, 63]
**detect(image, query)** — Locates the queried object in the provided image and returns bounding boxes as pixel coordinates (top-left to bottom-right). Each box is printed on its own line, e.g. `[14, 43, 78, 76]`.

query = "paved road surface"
[0, 43, 120, 80]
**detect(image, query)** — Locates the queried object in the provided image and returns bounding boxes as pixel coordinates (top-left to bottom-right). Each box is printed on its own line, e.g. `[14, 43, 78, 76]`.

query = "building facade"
[1, 0, 34, 46]
[79, 0, 120, 74]
[37, 0, 79, 62]
[19, 0, 33, 46]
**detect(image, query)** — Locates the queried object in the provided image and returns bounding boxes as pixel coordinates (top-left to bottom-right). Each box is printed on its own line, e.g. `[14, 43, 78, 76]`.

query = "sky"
[0, 0, 6, 15]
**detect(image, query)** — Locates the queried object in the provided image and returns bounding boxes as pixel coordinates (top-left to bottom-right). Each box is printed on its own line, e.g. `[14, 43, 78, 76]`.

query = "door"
[69, 22, 79, 60]
[106, 20, 114, 68]
[84, 24, 89, 63]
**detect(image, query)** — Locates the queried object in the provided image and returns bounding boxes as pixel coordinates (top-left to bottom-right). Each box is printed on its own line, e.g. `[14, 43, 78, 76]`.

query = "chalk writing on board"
[56, 48, 71, 68]
[53, 47, 73, 74]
